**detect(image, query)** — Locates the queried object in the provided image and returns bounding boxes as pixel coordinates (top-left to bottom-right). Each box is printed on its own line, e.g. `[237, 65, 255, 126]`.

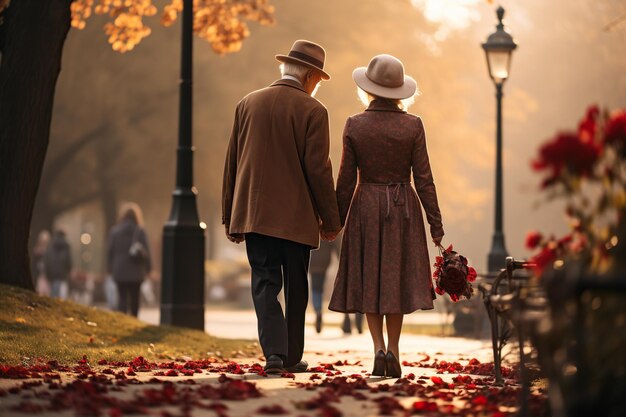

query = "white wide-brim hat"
[353, 54, 416, 100]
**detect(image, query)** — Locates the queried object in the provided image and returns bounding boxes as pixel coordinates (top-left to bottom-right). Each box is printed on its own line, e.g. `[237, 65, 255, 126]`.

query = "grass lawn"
[0, 284, 259, 365]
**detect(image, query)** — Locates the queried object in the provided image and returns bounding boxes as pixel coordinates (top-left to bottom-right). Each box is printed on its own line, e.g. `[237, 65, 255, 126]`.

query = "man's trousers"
[245, 233, 311, 367]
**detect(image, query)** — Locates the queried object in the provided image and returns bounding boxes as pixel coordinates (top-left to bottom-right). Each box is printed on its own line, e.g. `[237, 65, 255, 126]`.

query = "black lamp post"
[160, 0, 206, 330]
[482, 6, 517, 274]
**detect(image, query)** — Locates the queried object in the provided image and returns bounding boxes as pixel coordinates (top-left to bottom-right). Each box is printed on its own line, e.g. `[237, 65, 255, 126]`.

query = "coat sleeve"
[222, 104, 240, 228]
[336, 118, 357, 227]
[303, 106, 341, 232]
[411, 117, 444, 239]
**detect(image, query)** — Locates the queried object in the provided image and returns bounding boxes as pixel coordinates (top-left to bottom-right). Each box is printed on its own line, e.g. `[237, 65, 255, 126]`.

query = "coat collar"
[271, 78, 307, 93]
[365, 98, 406, 113]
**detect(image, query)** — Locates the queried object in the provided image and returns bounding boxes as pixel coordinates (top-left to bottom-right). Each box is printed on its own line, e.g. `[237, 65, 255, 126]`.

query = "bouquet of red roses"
[432, 244, 477, 302]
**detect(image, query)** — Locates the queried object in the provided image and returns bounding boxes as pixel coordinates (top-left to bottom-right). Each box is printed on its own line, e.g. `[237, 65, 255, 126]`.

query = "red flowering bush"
[532, 132, 601, 182]
[528, 105, 626, 274]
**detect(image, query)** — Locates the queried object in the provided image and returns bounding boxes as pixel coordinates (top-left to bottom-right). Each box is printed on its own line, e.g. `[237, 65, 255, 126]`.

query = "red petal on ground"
[109, 407, 122, 417]
[430, 376, 445, 386]
[318, 405, 342, 417]
[257, 404, 289, 414]
[411, 400, 438, 412]
[472, 395, 489, 405]
[374, 395, 405, 414]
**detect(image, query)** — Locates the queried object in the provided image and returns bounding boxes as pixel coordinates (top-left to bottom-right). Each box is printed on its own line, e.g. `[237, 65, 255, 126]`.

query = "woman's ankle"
[374, 345, 386, 354]
[387, 345, 399, 357]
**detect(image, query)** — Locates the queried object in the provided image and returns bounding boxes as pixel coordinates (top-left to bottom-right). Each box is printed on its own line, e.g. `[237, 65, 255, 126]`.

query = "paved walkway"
[138, 307, 453, 340]
[1, 310, 538, 416]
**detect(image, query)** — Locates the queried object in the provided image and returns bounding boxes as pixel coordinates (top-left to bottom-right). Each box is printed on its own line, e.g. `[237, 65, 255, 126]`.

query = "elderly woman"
[329, 55, 444, 378]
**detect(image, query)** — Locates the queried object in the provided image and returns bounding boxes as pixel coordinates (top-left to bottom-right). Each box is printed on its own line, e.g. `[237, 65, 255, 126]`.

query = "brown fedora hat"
[353, 54, 416, 100]
[276, 40, 331, 80]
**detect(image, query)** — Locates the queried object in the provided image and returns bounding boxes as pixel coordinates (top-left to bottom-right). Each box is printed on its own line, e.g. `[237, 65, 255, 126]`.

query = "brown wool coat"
[328, 99, 444, 314]
[222, 79, 341, 248]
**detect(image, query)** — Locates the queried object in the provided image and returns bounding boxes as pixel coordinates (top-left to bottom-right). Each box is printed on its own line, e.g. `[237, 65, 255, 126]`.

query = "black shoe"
[385, 351, 402, 378]
[342, 314, 352, 334]
[264, 355, 284, 374]
[285, 360, 308, 373]
[315, 312, 322, 334]
[371, 350, 386, 377]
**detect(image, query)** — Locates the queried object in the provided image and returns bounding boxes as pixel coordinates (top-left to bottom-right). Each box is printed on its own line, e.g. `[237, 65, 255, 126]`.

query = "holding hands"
[320, 221, 341, 242]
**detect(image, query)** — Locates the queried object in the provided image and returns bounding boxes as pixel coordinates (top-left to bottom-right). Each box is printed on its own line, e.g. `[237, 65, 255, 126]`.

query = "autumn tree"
[0, 0, 274, 290]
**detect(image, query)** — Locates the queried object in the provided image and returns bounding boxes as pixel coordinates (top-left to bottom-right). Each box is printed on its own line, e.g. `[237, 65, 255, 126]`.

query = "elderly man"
[222, 40, 341, 374]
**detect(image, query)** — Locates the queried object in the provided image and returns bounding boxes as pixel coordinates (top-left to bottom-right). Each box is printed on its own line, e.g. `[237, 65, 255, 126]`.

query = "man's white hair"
[280, 62, 311, 81]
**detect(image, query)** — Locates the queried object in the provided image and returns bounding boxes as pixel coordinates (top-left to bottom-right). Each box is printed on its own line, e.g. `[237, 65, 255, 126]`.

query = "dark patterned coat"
[328, 99, 444, 314]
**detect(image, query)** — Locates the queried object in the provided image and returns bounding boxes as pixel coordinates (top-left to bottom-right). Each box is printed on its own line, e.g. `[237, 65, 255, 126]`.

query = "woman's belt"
[358, 182, 410, 219]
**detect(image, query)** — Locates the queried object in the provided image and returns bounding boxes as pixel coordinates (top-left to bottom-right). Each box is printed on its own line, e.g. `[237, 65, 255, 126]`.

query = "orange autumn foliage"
[70, 0, 275, 53]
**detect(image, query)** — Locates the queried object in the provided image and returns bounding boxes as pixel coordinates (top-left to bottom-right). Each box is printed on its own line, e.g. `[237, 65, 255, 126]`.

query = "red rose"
[578, 105, 599, 142]
[604, 110, 626, 153]
[525, 231, 543, 249]
[532, 126, 602, 187]
[530, 246, 557, 275]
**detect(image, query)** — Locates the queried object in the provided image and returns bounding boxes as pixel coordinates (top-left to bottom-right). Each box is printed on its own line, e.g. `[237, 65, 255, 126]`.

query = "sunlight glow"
[411, 0, 481, 42]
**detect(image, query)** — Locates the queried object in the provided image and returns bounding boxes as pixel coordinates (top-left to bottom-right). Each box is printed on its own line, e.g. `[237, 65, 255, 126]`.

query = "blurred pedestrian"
[329, 55, 444, 378]
[107, 202, 151, 317]
[309, 239, 337, 333]
[341, 310, 364, 335]
[44, 230, 72, 299]
[310, 237, 363, 334]
[32, 230, 51, 296]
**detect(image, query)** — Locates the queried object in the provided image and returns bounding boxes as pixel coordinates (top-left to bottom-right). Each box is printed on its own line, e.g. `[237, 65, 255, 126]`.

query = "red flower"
[529, 246, 557, 274]
[525, 231, 543, 250]
[532, 131, 601, 184]
[604, 109, 626, 153]
[467, 267, 477, 282]
[557, 234, 573, 247]
[578, 105, 599, 142]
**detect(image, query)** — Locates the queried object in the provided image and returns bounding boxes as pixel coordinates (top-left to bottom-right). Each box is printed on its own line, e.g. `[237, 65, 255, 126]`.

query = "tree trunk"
[0, 0, 71, 289]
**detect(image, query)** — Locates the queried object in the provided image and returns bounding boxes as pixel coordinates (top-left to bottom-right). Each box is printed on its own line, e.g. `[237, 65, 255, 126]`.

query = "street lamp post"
[160, 0, 206, 330]
[482, 6, 517, 274]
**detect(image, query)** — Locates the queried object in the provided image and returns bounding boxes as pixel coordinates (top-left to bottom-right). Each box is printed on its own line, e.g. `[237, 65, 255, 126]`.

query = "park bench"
[477, 257, 545, 382]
